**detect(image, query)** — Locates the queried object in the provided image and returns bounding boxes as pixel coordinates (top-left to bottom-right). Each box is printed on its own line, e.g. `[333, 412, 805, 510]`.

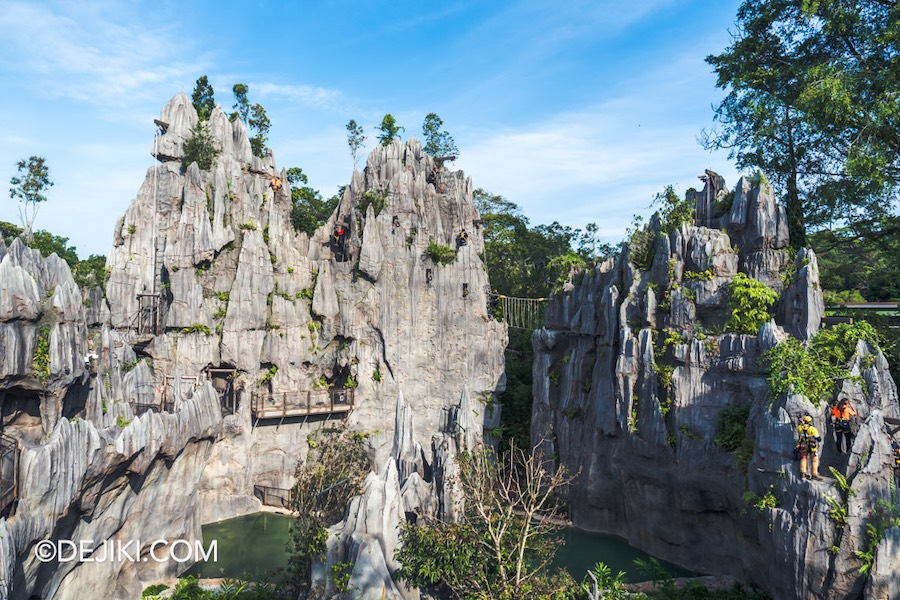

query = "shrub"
[626, 215, 656, 271]
[715, 403, 754, 472]
[141, 583, 169, 597]
[181, 121, 219, 172]
[683, 269, 714, 281]
[425, 240, 457, 265]
[259, 365, 278, 385]
[180, 323, 213, 335]
[725, 273, 778, 334]
[743, 486, 778, 513]
[654, 184, 694, 234]
[762, 322, 878, 407]
[32, 326, 51, 384]
[358, 190, 386, 217]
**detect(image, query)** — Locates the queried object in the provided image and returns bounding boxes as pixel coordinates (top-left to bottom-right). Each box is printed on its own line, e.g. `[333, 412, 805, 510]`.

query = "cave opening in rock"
[207, 366, 238, 415]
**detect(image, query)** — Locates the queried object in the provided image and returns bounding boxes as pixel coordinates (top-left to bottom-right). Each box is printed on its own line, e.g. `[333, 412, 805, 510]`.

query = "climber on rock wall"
[797, 415, 822, 481]
[831, 398, 857, 454]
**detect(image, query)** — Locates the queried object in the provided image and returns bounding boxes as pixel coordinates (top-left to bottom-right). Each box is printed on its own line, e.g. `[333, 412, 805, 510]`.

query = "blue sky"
[0, 0, 744, 257]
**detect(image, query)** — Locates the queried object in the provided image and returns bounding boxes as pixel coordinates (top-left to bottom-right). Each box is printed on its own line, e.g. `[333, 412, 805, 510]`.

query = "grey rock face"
[317, 389, 482, 598]
[533, 171, 899, 599]
[0, 94, 506, 598]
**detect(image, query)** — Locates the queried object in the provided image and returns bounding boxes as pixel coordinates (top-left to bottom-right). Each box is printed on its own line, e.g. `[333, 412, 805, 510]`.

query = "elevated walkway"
[496, 295, 547, 330]
[251, 388, 354, 421]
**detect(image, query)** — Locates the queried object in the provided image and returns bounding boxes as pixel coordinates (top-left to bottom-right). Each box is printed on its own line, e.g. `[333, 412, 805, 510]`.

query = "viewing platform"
[251, 388, 354, 420]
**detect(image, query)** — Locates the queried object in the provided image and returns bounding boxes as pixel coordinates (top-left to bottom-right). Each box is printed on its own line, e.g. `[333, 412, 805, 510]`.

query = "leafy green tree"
[287, 168, 339, 236]
[191, 75, 216, 121]
[654, 184, 694, 235]
[705, 0, 900, 249]
[1, 221, 108, 291]
[9, 156, 52, 243]
[231, 83, 250, 124]
[377, 114, 404, 146]
[249, 103, 271, 158]
[181, 121, 219, 172]
[345, 119, 366, 168]
[422, 113, 459, 158]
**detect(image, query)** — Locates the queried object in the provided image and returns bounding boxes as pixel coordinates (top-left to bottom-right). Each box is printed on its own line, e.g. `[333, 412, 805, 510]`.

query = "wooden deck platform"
[251, 388, 354, 420]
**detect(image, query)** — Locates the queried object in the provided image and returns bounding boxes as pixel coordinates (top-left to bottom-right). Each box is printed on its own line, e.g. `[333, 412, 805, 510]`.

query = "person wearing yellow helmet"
[797, 415, 822, 480]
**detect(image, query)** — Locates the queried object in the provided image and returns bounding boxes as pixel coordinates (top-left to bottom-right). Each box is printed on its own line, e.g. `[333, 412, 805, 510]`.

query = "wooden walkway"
[251, 388, 354, 420]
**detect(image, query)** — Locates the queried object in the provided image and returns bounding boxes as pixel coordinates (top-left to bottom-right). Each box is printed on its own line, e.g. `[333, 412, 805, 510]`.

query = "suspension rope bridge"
[496, 295, 547, 330]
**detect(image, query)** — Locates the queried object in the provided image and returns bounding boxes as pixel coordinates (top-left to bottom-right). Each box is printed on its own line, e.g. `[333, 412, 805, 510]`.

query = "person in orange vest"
[831, 398, 858, 454]
[797, 415, 822, 481]
[892, 439, 900, 470]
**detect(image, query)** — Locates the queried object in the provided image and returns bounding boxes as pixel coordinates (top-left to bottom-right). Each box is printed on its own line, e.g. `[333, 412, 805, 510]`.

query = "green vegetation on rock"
[725, 273, 778, 334]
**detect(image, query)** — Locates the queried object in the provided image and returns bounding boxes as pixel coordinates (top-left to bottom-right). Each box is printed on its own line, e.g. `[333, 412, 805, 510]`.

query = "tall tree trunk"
[785, 105, 806, 248]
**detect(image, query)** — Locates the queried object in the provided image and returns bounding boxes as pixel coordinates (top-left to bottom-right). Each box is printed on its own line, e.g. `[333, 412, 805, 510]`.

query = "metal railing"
[251, 388, 354, 420]
[254, 484, 293, 510]
[0, 435, 19, 514]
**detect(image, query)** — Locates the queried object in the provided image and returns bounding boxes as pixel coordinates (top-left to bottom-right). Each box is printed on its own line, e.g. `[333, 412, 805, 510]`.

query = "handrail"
[251, 388, 354, 420]
[253, 484, 292, 510]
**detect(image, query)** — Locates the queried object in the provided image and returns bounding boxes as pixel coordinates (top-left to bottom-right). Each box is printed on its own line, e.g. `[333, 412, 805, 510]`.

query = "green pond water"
[186, 512, 693, 583]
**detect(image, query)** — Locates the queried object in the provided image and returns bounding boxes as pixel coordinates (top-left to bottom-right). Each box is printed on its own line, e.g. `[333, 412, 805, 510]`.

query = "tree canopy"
[0, 221, 107, 291]
[228, 83, 270, 158]
[345, 119, 366, 168]
[287, 167, 339, 236]
[422, 113, 459, 158]
[230, 83, 250, 124]
[377, 114, 404, 146]
[9, 156, 53, 243]
[704, 0, 900, 248]
[191, 75, 215, 121]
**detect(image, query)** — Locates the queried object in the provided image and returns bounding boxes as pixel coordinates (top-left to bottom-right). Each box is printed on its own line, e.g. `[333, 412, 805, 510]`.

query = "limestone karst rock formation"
[0, 93, 506, 599]
[533, 172, 899, 600]
[313, 389, 481, 598]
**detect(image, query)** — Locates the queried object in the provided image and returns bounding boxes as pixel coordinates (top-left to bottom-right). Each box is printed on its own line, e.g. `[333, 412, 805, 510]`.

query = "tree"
[286, 427, 370, 597]
[422, 113, 459, 158]
[704, 0, 900, 249]
[191, 75, 216, 121]
[181, 121, 219, 172]
[377, 114, 404, 146]
[226, 83, 270, 158]
[345, 119, 366, 168]
[9, 156, 52, 243]
[395, 442, 578, 598]
[287, 167, 339, 236]
[1, 220, 108, 291]
[248, 103, 271, 158]
[231, 83, 250, 124]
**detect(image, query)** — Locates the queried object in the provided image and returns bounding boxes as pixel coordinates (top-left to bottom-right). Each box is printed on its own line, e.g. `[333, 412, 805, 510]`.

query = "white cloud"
[252, 83, 345, 112]
[456, 49, 741, 242]
[0, 1, 207, 117]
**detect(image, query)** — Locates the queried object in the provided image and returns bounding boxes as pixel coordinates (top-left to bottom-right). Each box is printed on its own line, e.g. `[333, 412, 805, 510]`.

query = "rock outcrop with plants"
[0, 93, 505, 599]
[532, 171, 900, 599]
